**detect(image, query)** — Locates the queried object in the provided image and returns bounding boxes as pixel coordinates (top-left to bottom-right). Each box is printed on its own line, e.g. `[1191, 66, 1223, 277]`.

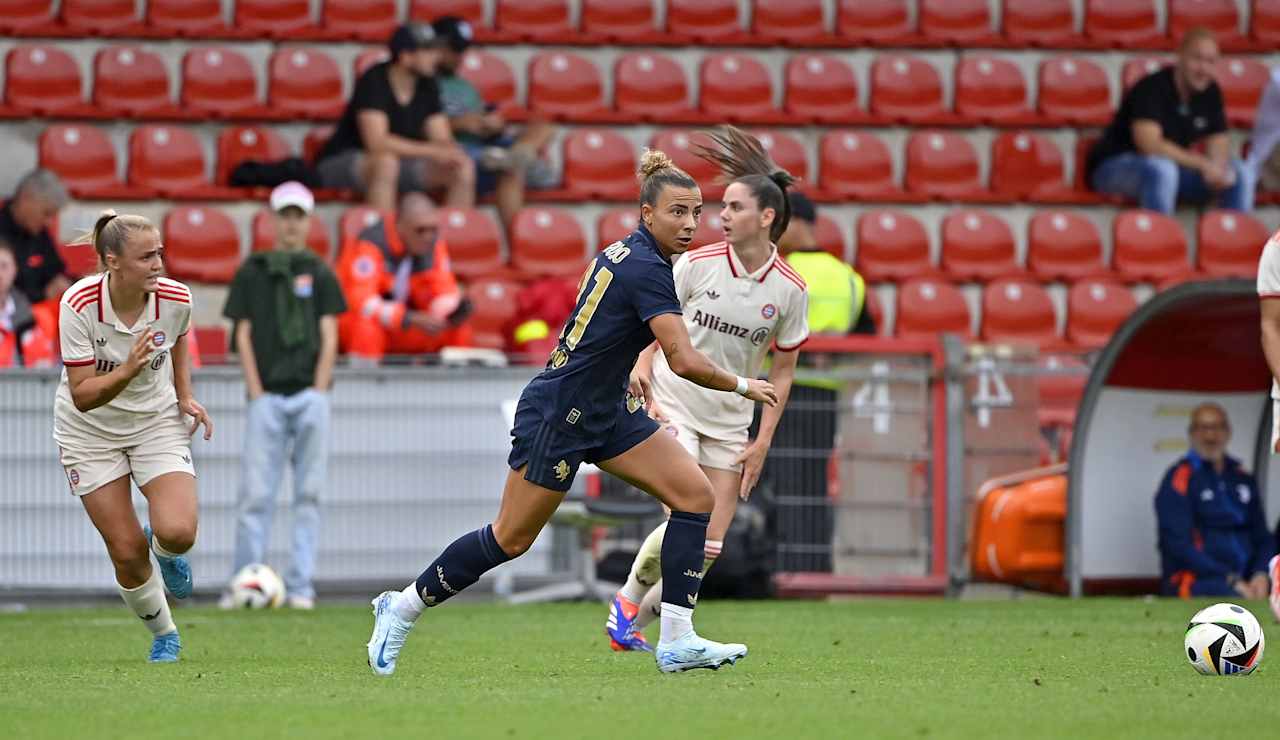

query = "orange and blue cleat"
[605, 593, 653, 653]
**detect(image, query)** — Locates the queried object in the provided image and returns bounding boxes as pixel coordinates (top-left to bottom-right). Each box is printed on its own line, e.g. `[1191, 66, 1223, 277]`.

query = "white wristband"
[734, 375, 749, 396]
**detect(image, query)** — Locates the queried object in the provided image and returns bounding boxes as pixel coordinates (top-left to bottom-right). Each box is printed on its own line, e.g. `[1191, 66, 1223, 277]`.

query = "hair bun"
[638, 149, 676, 180]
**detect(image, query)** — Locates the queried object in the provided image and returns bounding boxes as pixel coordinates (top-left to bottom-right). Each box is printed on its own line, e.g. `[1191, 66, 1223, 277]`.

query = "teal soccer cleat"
[367, 591, 415, 676]
[143, 525, 192, 599]
[148, 632, 181, 663]
[655, 631, 747, 673]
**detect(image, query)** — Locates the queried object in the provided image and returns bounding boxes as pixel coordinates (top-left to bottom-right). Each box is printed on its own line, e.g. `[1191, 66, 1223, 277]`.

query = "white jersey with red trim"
[54, 274, 193, 437]
[650, 242, 809, 439]
[1259, 230, 1280, 401]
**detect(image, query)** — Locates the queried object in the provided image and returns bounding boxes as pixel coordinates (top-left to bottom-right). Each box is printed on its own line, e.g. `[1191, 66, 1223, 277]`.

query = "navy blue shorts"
[507, 392, 660, 493]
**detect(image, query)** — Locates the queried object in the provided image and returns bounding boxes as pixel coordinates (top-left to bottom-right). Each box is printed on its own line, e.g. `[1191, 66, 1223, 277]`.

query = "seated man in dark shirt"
[315, 22, 474, 212]
[1086, 28, 1246, 214]
[0, 168, 70, 305]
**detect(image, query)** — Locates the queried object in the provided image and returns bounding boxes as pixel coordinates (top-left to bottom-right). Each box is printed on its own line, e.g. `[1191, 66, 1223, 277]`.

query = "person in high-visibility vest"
[758, 192, 875, 572]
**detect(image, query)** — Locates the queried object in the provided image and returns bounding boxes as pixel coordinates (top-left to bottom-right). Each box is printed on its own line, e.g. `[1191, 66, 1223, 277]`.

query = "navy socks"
[414, 524, 512, 607]
[660, 511, 711, 609]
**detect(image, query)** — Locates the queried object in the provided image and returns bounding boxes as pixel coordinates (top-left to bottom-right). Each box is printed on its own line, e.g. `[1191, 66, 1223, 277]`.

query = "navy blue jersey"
[522, 225, 682, 438]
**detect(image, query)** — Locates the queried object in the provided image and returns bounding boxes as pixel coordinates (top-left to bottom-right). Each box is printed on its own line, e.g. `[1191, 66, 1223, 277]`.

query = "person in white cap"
[219, 181, 347, 609]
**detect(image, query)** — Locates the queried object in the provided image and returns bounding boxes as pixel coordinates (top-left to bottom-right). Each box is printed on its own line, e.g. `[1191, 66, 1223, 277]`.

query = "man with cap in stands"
[314, 22, 474, 212]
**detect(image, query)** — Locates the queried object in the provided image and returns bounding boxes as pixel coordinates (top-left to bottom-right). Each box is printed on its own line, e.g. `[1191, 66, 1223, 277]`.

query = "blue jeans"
[1090, 152, 1249, 214]
[232, 389, 331, 600]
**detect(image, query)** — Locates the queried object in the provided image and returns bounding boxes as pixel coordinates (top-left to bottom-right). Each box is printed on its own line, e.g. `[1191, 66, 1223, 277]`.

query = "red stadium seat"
[302, 126, 333, 165]
[339, 206, 384, 245]
[1084, 0, 1161, 46]
[1168, 0, 1240, 43]
[1066, 279, 1137, 349]
[667, 0, 744, 42]
[163, 206, 242, 283]
[818, 131, 899, 199]
[467, 278, 522, 350]
[1037, 56, 1113, 125]
[1112, 210, 1192, 282]
[148, 0, 233, 37]
[1027, 211, 1108, 281]
[408, 0, 484, 27]
[236, 0, 315, 39]
[753, 0, 826, 44]
[5, 46, 91, 116]
[836, 0, 916, 45]
[1122, 56, 1170, 90]
[753, 130, 808, 182]
[699, 54, 778, 123]
[597, 210, 639, 247]
[1038, 354, 1087, 427]
[495, 0, 572, 41]
[182, 48, 267, 118]
[920, 0, 995, 44]
[614, 53, 693, 120]
[870, 55, 949, 123]
[92, 46, 177, 117]
[581, 0, 657, 42]
[1255, 0, 1280, 44]
[458, 51, 517, 111]
[251, 210, 332, 259]
[61, 0, 144, 35]
[784, 54, 861, 123]
[39, 124, 144, 199]
[562, 129, 638, 200]
[856, 210, 934, 281]
[215, 125, 290, 186]
[981, 279, 1061, 347]
[649, 130, 725, 201]
[440, 207, 506, 279]
[905, 131, 984, 200]
[527, 51, 609, 120]
[191, 325, 229, 365]
[1216, 58, 1270, 127]
[322, 0, 396, 41]
[0, 0, 54, 33]
[895, 278, 970, 339]
[941, 210, 1022, 281]
[1197, 210, 1270, 277]
[128, 125, 220, 197]
[813, 215, 848, 260]
[353, 48, 389, 79]
[954, 56, 1032, 124]
[1002, 0, 1077, 46]
[990, 131, 1069, 200]
[268, 48, 344, 119]
[510, 208, 587, 278]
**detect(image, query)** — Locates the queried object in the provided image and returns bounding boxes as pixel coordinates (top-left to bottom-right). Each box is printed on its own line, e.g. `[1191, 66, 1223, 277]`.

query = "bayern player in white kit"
[606, 128, 809, 650]
[1254, 228, 1280, 623]
[55, 212, 212, 663]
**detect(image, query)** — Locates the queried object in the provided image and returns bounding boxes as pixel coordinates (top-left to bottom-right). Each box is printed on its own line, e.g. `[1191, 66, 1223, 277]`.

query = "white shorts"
[56, 406, 195, 497]
[662, 414, 747, 473]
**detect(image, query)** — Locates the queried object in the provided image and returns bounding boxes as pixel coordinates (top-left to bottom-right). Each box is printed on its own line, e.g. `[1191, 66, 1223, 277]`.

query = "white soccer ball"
[1184, 603, 1265, 675]
[228, 563, 286, 609]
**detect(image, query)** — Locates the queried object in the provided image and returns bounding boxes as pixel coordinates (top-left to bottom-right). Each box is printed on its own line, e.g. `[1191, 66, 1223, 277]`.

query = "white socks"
[660, 603, 694, 644]
[395, 583, 427, 623]
[150, 534, 184, 560]
[118, 567, 176, 637]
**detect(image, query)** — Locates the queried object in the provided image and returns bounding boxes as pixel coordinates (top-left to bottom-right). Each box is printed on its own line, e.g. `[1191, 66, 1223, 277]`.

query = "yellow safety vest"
[784, 250, 867, 390]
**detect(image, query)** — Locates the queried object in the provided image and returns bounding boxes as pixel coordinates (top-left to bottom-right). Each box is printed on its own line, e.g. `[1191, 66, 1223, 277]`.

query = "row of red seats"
[4, 44, 1271, 129]
[2, 0, 1273, 52]
[34, 122, 1266, 212]
[59, 199, 1266, 292]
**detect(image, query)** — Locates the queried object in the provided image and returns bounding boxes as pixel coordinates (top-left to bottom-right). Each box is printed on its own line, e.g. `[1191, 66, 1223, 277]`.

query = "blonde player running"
[55, 212, 212, 663]
[606, 128, 809, 651]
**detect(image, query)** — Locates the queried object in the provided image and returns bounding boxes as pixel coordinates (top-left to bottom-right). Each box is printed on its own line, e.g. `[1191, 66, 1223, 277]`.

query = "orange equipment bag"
[969, 464, 1067, 592]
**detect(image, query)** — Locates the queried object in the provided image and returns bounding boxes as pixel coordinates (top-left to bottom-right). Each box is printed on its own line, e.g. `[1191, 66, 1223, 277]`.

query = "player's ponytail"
[69, 210, 158, 271]
[637, 148, 697, 207]
[692, 126, 796, 243]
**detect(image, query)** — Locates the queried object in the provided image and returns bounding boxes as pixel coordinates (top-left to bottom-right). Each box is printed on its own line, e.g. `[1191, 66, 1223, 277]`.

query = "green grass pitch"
[2, 597, 1279, 739]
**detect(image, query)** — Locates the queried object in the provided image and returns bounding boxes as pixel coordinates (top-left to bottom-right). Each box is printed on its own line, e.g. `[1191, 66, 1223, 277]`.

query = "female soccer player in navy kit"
[367, 151, 778, 675]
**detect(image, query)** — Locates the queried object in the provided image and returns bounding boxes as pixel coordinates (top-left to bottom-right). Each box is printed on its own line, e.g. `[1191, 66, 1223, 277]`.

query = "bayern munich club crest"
[152, 331, 166, 347]
[761, 303, 777, 319]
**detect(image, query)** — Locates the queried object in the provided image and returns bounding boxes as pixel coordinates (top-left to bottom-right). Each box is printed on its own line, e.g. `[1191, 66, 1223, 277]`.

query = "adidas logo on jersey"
[95, 337, 107, 346]
[706, 290, 720, 300]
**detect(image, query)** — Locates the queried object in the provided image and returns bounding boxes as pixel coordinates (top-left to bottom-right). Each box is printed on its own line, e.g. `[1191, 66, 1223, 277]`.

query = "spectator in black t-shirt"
[0, 168, 70, 305]
[315, 22, 474, 212]
[1086, 28, 1246, 214]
